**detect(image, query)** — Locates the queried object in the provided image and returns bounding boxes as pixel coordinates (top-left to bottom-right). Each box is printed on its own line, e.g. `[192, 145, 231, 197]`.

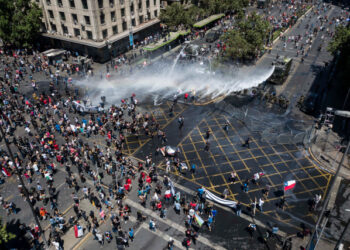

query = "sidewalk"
[290, 235, 335, 250]
[309, 127, 350, 179]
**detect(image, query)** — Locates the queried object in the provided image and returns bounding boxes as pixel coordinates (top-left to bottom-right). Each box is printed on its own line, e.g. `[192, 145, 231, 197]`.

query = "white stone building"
[37, 0, 161, 61]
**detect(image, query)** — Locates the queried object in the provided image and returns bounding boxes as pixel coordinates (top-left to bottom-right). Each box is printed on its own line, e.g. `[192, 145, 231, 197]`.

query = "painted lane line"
[125, 199, 226, 250]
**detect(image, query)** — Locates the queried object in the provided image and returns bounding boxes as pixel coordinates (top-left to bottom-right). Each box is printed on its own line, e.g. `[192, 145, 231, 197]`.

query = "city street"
[0, 1, 349, 250]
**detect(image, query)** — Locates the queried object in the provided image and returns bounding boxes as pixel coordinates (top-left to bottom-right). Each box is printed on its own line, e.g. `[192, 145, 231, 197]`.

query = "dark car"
[205, 28, 221, 43]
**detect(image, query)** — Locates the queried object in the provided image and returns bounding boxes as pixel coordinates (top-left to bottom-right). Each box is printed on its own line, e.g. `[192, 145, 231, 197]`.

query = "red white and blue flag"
[284, 180, 296, 191]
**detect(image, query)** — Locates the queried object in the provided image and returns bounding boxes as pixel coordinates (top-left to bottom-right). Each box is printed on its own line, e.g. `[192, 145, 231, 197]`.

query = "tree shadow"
[3, 218, 32, 249]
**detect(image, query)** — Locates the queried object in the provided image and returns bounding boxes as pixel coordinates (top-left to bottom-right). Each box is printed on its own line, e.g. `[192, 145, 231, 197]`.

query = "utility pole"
[307, 137, 350, 250]
[0, 111, 49, 249]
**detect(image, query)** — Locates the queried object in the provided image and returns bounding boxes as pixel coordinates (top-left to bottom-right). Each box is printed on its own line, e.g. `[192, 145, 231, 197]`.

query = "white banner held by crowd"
[204, 188, 237, 209]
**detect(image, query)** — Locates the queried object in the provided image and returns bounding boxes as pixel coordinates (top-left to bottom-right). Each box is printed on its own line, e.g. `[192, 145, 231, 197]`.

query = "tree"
[328, 25, 350, 56]
[222, 30, 251, 59]
[0, 219, 15, 245]
[328, 25, 350, 88]
[221, 12, 271, 61]
[0, 0, 42, 48]
[193, 0, 248, 15]
[160, 2, 193, 29]
[187, 5, 206, 24]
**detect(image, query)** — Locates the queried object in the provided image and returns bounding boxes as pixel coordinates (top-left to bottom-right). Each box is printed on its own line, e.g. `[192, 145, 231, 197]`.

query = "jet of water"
[76, 61, 275, 106]
[169, 45, 187, 76]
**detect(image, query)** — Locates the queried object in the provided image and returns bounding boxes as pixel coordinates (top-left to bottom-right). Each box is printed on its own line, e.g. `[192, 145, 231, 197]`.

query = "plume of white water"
[76, 62, 275, 106]
[169, 46, 186, 76]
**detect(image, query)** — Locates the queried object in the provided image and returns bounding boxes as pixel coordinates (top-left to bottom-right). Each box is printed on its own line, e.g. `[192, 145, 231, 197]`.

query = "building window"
[51, 23, 57, 31]
[122, 21, 127, 31]
[132, 19, 135, 26]
[111, 11, 116, 22]
[146, 0, 149, 8]
[61, 24, 68, 34]
[72, 14, 78, 24]
[102, 29, 108, 39]
[74, 28, 80, 36]
[69, 0, 75, 8]
[100, 13, 105, 24]
[121, 8, 125, 17]
[153, 0, 156, 6]
[109, 0, 114, 7]
[81, 0, 88, 9]
[138, 1, 142, 10]
[98, 0, 103, 8]
[84, 16, 91, 25]
[130, 4, 134, 13]
[154, 10, 157, 17]
[46, 0, 51, 5]
[139, 15, 143, 24]
[120, 0, 124, 5]
[57, 0, 63, 7]
[59, 12, 66, 21]
[48, 10, 54, 18]
[86, 30, 93, 39]
[112, 25, 118, 34]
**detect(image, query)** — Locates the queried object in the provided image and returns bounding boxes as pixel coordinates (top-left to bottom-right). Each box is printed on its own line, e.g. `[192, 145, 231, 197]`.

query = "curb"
[272, 5, 314, 45]
[193, 5, 314, 107]
[308, 147, 350, 179]
[308, 147, 336, 175]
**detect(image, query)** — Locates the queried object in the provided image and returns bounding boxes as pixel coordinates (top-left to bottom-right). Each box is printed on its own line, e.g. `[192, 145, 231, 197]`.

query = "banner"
[194, 212, 204, 227]
[72, 101, 102, 113]
[169, 180, 176, 196]
[204, 188, 237, 209]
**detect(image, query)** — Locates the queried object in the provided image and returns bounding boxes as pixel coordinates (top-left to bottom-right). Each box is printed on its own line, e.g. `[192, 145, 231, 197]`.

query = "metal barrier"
[214, 100, 313, 146]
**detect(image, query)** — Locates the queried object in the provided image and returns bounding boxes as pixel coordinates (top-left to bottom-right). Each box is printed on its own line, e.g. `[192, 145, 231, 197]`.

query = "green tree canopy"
[193, 0, 248, 15]
[328, 25, 350, 56]
[328, 25, 350, 88]
[159, 2, 194, 29]
[0, 0, 42, 48]
[160, 0, 249, 29]
[221, 12, 271, 61]
[0, 218, 15, 245]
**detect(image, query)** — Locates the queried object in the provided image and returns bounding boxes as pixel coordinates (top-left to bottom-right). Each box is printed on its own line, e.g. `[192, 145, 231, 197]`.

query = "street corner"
[159, 114, 334, 226]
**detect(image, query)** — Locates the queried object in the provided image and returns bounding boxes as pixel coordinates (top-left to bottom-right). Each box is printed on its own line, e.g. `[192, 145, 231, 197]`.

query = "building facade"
[39, 0, 161, 62]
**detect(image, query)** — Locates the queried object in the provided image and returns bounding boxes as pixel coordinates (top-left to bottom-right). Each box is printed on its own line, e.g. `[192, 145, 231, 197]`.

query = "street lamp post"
[0, 112, 49, 249]
[307, 110, 350, 250]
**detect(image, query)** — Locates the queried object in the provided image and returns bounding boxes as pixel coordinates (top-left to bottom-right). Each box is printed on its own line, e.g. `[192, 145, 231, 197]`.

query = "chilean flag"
[164, 190, 172, 199]
[284, 180, 296, 191]
[74, 225, 83, 238]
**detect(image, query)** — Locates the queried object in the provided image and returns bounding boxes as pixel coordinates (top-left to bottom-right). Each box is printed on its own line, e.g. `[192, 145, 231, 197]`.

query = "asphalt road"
[1, 2, 348, 250]
[259, 3, 345, 115]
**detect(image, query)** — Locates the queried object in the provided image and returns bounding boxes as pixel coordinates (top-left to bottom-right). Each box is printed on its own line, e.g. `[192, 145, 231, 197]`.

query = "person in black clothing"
[242, 137, 250, 149]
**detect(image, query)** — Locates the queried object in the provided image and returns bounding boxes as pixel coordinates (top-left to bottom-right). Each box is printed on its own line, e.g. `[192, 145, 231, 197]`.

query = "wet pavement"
[130, 101, 332, 234]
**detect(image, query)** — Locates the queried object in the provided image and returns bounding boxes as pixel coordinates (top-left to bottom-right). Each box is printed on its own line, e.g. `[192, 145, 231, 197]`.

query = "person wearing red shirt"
[190, 202, 196, 209]
[184, 93, 189, 100]
[156, 201, 162, 210]
[124, 183, 131, 192]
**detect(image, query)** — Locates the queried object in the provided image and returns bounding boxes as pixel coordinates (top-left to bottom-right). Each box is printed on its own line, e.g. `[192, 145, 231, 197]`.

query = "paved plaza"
[118, 102, 333, 230]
